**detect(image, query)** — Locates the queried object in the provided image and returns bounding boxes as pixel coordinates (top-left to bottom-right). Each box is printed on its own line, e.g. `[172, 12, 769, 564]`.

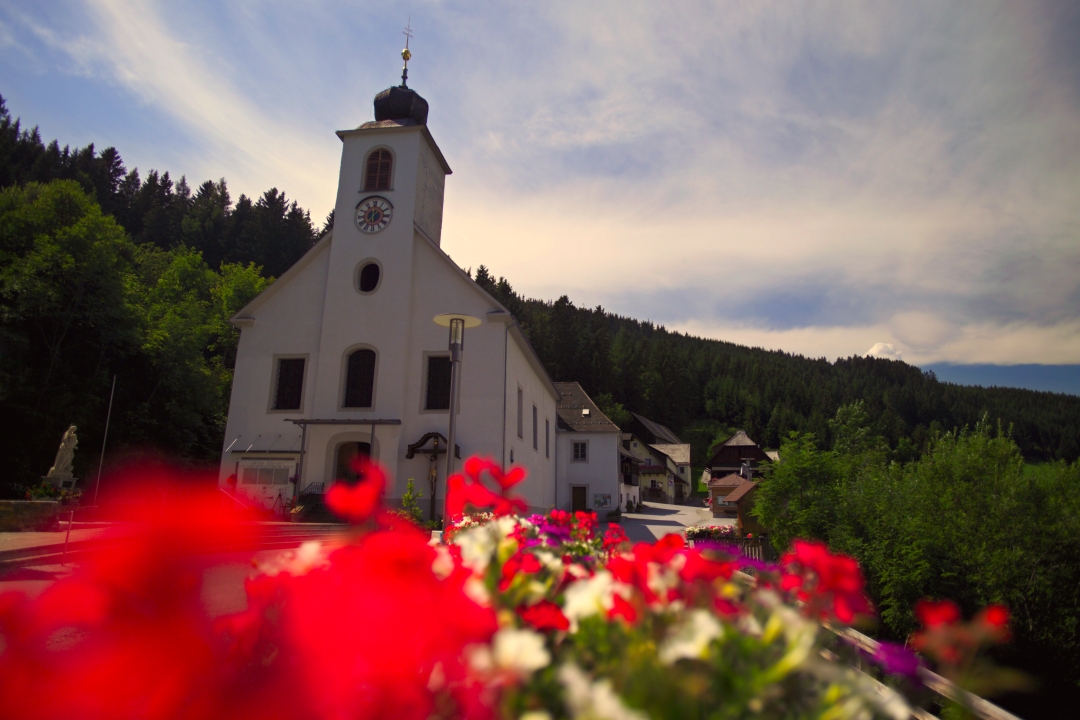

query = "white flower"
[534, 549, 562, 572]
[465, 643, 494, 674]
[256, 540, 330, 577]
[658, 609, 724, 665]
[464, 575, 491, 606]
[493, 628, 551, 675]
[557, 663, 648, 720]
[562, 571, 616, 625]
[455, 526, 496, 574]
[431, 545, 455, 580]
[496, 514, 520, 538]
[519, 712, 553, 720]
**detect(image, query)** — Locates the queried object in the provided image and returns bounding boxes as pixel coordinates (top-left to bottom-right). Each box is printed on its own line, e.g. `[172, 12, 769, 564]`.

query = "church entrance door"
[335, 442, 372, 484]
[571, 486, 587, 513]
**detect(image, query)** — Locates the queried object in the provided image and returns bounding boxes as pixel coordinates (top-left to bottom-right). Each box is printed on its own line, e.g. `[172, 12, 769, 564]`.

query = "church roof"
[555, 383, 621, 433]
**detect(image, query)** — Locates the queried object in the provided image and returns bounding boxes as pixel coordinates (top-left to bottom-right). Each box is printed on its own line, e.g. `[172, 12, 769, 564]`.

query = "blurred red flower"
[325, 455, 386, 523]
[780, 539, 871, 624]
[914, 599, 961, 628]
[518, 600, 570, 631]
[447, 458, 528, 520]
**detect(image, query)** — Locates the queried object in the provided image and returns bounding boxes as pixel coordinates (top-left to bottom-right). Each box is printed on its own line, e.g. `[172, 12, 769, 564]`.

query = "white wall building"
[218, 81, 570, 516]
[553, 383, 621, 515]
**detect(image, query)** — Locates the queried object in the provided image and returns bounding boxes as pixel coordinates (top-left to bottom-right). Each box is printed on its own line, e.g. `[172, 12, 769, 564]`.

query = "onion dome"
[373, 85, 428, 126]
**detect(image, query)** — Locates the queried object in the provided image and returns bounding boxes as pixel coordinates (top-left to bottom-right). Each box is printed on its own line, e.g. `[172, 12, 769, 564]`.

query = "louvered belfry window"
[343, 349, 376, 408]
[364, 149, 392, 191]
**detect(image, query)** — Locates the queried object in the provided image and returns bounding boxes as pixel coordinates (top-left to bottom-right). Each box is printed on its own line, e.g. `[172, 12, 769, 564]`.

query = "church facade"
[218, 81, 617, 518]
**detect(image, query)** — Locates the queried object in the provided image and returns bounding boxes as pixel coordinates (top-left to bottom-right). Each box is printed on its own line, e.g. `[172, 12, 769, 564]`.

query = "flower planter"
[0, 499, 62, 531]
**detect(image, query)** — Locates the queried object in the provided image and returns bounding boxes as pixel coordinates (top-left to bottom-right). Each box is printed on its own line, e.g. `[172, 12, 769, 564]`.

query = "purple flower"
[540, 522, 572, 546]
[738, 557, 779, 573]
[871, 641, 921, 679]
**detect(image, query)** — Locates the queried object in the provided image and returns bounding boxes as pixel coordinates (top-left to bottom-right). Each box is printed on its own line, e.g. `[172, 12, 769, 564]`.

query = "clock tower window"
[364, 149, 392, 191]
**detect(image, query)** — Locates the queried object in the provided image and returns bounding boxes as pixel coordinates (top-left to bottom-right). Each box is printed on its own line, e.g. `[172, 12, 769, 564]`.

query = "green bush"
[753, 406, 1080, 699]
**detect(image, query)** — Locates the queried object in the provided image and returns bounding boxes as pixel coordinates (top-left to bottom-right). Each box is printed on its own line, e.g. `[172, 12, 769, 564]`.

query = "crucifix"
[405, 432, 458, 523]
[401, 17, 414, 87]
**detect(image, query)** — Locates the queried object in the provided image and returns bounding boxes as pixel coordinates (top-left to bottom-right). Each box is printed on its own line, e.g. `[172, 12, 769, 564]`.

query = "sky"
[2, 0, 1079, 392]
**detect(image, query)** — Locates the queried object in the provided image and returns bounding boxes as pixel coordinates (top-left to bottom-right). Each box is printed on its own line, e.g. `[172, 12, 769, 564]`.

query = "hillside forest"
[1, 95, 1079, 495]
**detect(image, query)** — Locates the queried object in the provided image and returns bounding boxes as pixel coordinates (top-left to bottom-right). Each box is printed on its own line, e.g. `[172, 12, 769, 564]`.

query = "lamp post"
[433, 313, 480, 530]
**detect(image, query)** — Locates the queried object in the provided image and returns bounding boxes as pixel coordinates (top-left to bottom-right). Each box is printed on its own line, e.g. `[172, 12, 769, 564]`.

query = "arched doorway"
[335, 441, 372, 484]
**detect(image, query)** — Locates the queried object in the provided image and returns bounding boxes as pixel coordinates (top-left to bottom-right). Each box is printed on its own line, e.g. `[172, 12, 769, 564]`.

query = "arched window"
[343, 348, 376, 407]
[364, 149, 392, 191]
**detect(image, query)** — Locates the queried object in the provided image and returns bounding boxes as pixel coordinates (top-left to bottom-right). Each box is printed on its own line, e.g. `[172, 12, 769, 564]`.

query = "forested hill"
[0, 96, 1076, 494]
[470, 268, 1080, 465]
[0, 97, 326, 276]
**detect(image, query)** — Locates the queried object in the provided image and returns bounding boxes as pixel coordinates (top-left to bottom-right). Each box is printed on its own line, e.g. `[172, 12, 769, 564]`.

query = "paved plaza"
[618, 501, 735, 543]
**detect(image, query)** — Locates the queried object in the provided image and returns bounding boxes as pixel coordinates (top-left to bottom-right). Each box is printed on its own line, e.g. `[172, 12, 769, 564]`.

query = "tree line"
[471, 267, 1080, 465]
[1, 94, 1077, 495]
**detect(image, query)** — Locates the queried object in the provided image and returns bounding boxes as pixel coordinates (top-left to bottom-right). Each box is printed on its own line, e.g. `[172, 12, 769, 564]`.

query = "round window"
[358, 262, 381, 293]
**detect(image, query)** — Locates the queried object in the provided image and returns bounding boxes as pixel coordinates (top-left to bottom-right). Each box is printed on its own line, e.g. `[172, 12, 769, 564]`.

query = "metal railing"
[218, 487, 252, 511]
[729, 569, 1021, 720]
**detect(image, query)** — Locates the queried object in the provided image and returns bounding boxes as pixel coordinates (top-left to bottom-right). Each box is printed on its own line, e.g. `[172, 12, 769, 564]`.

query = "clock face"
[355, 196, 393, 234]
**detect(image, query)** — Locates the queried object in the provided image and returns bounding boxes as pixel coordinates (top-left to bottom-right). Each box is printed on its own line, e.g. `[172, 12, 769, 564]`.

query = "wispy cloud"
[2, 0, 1078, 365]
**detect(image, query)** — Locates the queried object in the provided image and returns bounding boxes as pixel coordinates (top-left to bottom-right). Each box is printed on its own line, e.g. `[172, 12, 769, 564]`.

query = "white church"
[218, 70, 628, 520]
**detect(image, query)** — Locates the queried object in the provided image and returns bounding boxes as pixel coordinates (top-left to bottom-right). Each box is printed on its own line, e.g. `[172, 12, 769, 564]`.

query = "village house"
[554, 382, 621, 514]
[650, 442, 691, 502]
[624, 413, 691, 502]
[725, 480, 765, 536]
[622, 433, 674, 503]
[704, 431, 774, 518]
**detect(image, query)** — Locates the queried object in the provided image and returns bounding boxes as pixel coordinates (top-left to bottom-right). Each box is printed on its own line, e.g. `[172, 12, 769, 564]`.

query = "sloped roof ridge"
[630, 411, 682, 444]
[649, 443, 690, 464]
[721, 430, 758, 447]
[725, 480, 758, 503]
[555, 382, 620, 433]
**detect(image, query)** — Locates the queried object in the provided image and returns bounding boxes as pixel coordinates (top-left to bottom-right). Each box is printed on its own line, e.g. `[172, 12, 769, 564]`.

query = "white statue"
[47, 425, 78, 479]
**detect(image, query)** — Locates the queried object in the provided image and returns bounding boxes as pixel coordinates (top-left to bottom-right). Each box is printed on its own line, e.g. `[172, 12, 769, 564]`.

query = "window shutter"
[364, 150, 392, 191]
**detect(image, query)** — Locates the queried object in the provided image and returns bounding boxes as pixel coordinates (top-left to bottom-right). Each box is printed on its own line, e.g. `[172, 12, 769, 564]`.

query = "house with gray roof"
[555, 382, 622, 514]
[650, 442, 692, 501]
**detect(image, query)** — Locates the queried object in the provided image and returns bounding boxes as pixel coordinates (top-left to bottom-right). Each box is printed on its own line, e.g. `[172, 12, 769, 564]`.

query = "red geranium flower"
[446, 457, 529, 520]
[914, 599, 961, 628]
[325, 456, 386, 523]
[518, 600, 570, 631]
[608, 593, 639, 624]
[499, 551, 543, 591]
[780, 539, 872, 624]
[979, 604, 1009, 628]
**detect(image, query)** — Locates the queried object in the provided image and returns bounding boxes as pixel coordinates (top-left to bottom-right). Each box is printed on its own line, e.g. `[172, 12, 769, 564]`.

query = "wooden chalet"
[706, 431, 772, 478]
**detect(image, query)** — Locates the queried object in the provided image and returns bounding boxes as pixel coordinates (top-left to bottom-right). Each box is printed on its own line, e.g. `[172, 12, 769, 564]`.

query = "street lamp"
[432, 313, 480, 530]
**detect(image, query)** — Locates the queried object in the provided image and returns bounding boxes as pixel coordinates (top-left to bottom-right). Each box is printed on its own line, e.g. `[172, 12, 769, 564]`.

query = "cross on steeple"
[401, 17, 414, 87]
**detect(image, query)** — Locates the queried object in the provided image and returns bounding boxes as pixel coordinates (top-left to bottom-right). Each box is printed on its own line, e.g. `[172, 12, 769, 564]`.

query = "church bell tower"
[308, 38, 453, 425]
